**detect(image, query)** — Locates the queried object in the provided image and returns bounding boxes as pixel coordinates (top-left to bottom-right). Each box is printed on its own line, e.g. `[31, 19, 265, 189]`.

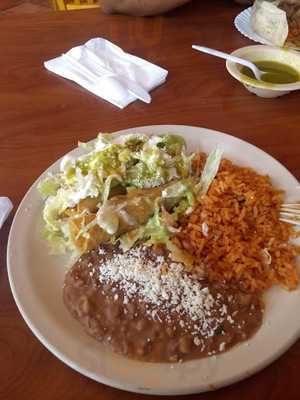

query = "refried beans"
[63, 244, 263, 363]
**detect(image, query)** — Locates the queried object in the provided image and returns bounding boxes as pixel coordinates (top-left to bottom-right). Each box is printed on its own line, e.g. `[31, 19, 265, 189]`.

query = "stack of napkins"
[0, 197, 13, 229]
[44, 38, 168, 108]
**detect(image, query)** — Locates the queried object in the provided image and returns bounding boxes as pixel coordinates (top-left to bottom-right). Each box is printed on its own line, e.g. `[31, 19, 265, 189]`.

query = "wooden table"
[1, 1, 300, 399]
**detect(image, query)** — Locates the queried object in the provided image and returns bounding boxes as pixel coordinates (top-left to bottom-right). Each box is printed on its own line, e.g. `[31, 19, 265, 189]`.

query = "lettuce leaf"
[119, 226, 146, 252]
[37, 175, 60, 198]
[144, 210, 171, 244]
[157, 134, 186, 156]
[195, 148, 223, 198]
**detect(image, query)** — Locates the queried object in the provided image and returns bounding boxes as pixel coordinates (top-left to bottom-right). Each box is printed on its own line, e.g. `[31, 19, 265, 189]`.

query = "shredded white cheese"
[95, 246, 229, 338]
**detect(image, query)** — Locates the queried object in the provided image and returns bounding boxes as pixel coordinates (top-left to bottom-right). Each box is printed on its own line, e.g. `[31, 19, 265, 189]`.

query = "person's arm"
[101, 0, 192, 16]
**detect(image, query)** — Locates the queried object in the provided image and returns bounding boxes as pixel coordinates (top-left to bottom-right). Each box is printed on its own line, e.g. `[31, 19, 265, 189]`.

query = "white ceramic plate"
[235, 7, 275, 46]
[7, 125, 300, 395]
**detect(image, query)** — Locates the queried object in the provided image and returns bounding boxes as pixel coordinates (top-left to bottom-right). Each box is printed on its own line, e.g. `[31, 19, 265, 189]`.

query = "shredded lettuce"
[42, 226, 69, 254]
[102, 174, 123, 203]
[38, 175, 60, 198]
[195, 148, 223, 198]
[43, 191, 70, 230]
[143, 202, 171, 244]
[119, 197, 179, 251]
[38, 132, 223, 255]
[157, 134, 186, 156]
[123, 134, 148, 150]
[119, 226, 146, 252]
[162, 180, 195, 215]
[162, 181, 187, 199]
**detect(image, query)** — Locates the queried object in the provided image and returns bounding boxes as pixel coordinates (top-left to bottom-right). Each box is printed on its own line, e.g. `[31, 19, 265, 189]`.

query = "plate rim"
[6, 124, 300, 395]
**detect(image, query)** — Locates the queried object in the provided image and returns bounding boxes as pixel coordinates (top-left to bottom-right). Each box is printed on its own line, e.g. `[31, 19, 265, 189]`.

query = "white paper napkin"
[44, 38, 168, 109]
[0, 197, 13, 229]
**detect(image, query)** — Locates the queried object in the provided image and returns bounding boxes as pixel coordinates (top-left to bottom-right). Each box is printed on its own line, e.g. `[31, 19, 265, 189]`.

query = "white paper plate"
[234, 7, 274, 46]
[7, 125, 300, 395]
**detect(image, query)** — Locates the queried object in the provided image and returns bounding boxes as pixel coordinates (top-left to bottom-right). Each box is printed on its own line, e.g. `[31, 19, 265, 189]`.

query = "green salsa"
[241, 60, 299, 84]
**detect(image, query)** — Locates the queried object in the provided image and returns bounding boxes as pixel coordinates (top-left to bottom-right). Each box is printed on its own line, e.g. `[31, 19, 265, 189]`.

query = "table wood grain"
[1, 1, 300, 399]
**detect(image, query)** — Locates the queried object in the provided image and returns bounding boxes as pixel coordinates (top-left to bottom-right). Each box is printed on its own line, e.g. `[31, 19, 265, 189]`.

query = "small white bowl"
[226, 45, 300, 98]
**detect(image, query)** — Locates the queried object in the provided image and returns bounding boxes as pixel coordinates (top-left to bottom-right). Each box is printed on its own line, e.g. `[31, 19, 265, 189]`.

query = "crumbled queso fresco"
[93, 246, 229, 342]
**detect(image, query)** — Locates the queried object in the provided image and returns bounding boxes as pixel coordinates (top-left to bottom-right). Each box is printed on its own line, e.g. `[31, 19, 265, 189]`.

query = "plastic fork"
[192, 45, 267, 81]
[279, 203, 300, 226]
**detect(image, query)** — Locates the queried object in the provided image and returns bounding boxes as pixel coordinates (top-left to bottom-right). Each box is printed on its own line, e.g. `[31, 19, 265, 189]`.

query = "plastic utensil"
[63, 51, 150, 104]
[83, 47, 151, 104]
[192, 45, 265, 81]
[62, 53, 130, 104]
